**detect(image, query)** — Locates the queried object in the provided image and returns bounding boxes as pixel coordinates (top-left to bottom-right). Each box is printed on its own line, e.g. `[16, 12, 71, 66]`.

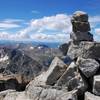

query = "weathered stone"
[71, 11, 90, 33]
[77, 57, 99, 78]
[93, 75, 100, 96]
[27, 57, 68, 86]
[72, 21, 90, 33]
[55, 62, 87, 94]
[25, 85, 77, 100]
[2, 85, 77, 100]
[70, 32, 93, 42]
[85, 92, 100, 100]
[67, 41, 100, 59]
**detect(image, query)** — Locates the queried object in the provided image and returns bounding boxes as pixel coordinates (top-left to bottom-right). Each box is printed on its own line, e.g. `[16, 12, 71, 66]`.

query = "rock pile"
[0, 11, 100, 100]
[70, 11, 93, 42]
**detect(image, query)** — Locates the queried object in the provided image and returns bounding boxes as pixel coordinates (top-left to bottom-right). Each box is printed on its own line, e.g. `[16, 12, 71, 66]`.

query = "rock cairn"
[70, 11, 93, 42]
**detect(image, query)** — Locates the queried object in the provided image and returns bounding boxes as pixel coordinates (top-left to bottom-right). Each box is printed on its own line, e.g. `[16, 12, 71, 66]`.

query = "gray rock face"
[3, 86, 77, 100]
[77, 57, 99, 78]
[55, 62, 87, 94]
[93, 75, 100, 96]
[70, 32, 93, 42]
[25, 85, 77, 100]
[27, 57, 68, 86]
[67, 41, 100, 59]
[85, 92, 100, 100]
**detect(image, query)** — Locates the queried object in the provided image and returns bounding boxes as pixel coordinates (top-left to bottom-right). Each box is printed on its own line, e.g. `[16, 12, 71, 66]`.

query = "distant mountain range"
[0, 40, 63, 48]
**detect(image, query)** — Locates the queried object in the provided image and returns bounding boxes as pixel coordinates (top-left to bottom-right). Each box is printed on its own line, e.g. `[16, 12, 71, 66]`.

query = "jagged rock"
[59, 43, 69, 55]
[85, 92, 100, 100]
[25, 85, 77, 100]
[27, 57, 68, 86]
[55, 62, 88, 94]
[93, 75, 100, 96]
[70, 32, 93, 42]
[67, 41, 100, 59]
[71, 11, 90, 33]
[77, 57, 99, 78]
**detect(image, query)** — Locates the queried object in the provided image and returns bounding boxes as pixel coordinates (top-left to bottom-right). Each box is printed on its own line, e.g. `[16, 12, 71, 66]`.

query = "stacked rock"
[70, 11, 93, 42]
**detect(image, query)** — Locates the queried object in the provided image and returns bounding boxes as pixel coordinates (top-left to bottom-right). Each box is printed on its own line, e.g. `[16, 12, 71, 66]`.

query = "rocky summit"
[0, 11, 100, 100]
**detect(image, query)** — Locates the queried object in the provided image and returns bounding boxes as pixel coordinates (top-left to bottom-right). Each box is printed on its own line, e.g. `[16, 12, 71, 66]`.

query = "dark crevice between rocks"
[77, 68, 89, 100]
[0, 79, 28, 92]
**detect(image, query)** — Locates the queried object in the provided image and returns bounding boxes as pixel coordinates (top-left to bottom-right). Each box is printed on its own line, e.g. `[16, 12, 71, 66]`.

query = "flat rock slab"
[85, 92, 100, 100]
[77, 57, 99, 78]
[93, 75, 100, 96]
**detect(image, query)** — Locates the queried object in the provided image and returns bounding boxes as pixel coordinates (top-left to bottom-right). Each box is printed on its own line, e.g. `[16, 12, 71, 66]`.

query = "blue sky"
[0, 0, 100, 42]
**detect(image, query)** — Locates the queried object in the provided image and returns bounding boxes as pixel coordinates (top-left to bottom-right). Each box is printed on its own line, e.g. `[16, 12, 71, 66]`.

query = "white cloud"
[89, 16, 100, 23]
[89, 16, 100, 28]
[0, 32, 30, 40]
[0, 14, 100, 42]
[0, 19, 24, 29]
[95, 28, 100, 35]
[30, 33, 70, 42]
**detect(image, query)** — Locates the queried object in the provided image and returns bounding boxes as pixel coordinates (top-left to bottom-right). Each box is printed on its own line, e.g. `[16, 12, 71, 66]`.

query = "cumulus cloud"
[17, 14, 72, 42]
[0, 14, 100, 42]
